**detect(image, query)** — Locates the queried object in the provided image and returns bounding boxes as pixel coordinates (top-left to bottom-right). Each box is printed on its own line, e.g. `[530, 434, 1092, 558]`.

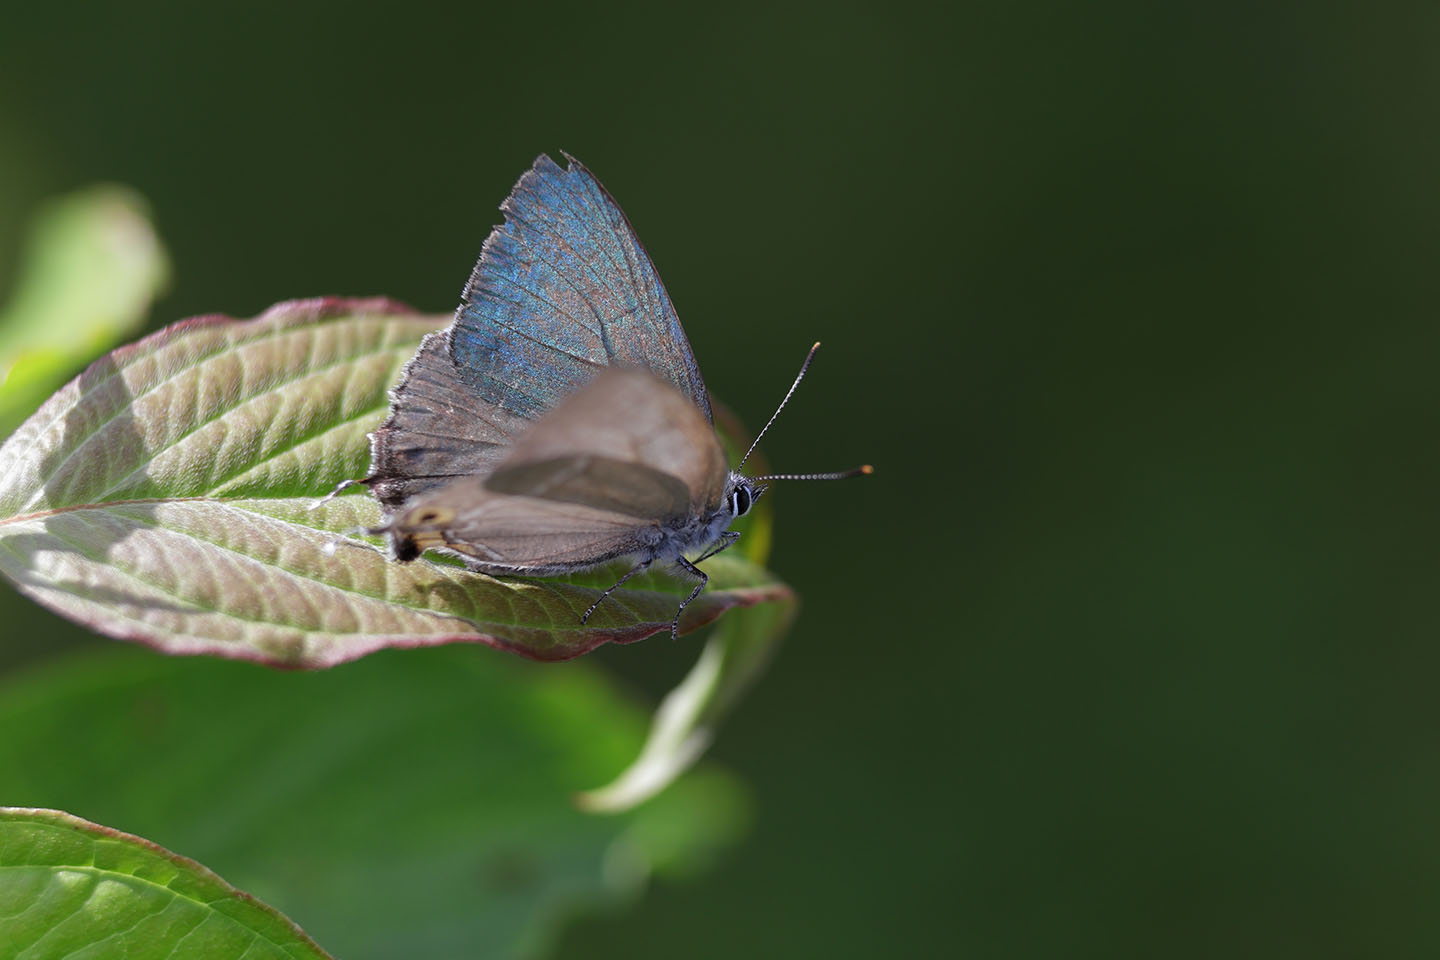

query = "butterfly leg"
[580, 559, 652, 625]
[309, 477, 363, 509]
[693, 530, 740, 564]
[665, 534, 738, 637]
[668, 557, 711, 640]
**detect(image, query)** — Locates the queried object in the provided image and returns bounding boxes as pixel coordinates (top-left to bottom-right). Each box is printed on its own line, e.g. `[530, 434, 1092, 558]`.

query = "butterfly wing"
[366, 331, 529, 508]
[488, 368, 727, 516]
[386, 370, 729, 571]
[387, 477, 663, 573]
[367, 153, 710, 509]
[484, 457, 693, 521]
[450, 153, 712, 422]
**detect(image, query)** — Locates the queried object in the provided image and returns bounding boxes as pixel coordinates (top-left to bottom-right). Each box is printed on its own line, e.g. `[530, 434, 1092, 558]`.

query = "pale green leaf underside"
[0, 300, 792, 665]
[0, 807, 331, 959]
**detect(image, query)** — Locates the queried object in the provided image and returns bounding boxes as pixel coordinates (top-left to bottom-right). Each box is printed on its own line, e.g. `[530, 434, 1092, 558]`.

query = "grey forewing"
[392, 477, 662, 573]
[496, 368, 730, 516]
[485, 455, 693, 520]
[367, 331, 528, 509]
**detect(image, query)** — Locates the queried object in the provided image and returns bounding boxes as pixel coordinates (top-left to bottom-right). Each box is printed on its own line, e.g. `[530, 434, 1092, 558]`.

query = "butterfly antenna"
[750, 465, 874, 483]
[737, 342, 823, 471]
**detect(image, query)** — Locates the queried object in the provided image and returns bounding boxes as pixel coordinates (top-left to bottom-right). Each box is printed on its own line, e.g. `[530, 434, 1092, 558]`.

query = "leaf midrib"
[0, 496, 780, 628]
[0, 495, 217, 527]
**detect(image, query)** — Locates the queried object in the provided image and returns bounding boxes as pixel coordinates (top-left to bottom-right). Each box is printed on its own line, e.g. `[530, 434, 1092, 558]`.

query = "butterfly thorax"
[668, 471, 760, 552]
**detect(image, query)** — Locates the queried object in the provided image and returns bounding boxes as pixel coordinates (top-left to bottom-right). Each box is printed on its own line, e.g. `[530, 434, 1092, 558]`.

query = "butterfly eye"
[729, 484, 753, 518]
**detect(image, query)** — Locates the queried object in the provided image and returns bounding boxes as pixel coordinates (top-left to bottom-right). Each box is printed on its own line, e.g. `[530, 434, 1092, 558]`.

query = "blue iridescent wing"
[449, 153, 711, 423]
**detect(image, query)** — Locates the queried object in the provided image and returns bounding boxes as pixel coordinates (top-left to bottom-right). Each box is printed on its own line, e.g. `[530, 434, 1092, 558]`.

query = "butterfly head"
[725, 475, 766, 519]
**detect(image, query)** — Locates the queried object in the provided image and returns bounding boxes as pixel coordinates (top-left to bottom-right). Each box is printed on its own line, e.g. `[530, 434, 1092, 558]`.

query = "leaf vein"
[35, 338, 412, 510]
[197, 398, 388, 497]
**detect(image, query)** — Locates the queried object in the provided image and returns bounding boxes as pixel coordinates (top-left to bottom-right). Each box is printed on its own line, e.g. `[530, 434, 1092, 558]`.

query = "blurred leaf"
[0, 645, 748, 959]
[0, 185, 169, 437]
[579, 592, 794, 813]
[0, 299, 792, 665]
[0, 807, 333, 959]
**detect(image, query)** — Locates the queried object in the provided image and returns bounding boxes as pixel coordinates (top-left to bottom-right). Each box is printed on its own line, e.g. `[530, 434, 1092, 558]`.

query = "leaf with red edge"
[0, 299, 792, 667]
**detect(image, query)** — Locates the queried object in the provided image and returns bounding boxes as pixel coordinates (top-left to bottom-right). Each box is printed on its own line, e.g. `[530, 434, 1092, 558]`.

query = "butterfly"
[361, 153, 868, 637]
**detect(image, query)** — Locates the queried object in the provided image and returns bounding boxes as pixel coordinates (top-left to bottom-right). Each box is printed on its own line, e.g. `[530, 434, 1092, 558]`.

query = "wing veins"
[539, 171, 653, 325]
[473, 293, 608, 369]
[510, 181, 651, 334]
[479, 268, 599, 341]
[504, 218, 631, 335]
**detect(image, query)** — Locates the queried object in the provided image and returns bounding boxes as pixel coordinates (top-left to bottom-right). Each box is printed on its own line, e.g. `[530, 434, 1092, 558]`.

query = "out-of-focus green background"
[3, 3, 1439, 956]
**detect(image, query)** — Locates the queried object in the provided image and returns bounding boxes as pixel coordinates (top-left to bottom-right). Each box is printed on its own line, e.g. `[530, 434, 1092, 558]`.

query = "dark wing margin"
[449, 153, 712, 422]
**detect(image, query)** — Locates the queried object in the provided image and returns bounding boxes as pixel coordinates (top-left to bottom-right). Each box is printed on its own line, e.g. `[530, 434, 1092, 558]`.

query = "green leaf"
[0, 807, 332, 959]
[0, 299, 793, 666]
[0, 186, 169, 438]
[0, 645, 749, 959]
[579, 596, 795, 812]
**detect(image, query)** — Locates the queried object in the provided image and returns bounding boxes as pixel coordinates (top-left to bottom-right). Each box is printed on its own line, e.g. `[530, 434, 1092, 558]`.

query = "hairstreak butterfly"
[361, 154, 869, 637]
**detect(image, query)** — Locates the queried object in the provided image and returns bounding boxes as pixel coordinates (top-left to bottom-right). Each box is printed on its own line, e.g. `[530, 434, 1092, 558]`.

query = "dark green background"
[3, 2, 1439, 956]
